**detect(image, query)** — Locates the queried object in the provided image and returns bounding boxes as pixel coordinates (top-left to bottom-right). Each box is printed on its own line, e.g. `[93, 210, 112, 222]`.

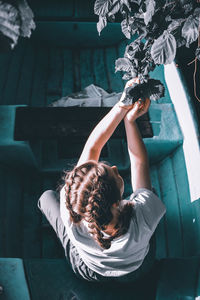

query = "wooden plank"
[23, 172, 42, 258]
[76, 0, 95, 18]
[73, 50, 81, 92]
[80, 48, 95, 90]
[46, 48, 63, 106]
[105, 46, 123, 93]
[150, 165, 167, 259]
[30, 45, 48, 107]
[42, 140, 57, 168]
[117, 40, 127, 59]
[0, 52, 11, 104]
[93, 48, 108, 91]
[0, 166, 6, 256]
[3, 41, 25, 105]
[158, 156, 183, 257]
[191, 200, 200, 254]
[172, 146, 199, 256]
[5, 168, 23, 257]
[32, 0, 74, 18]
[16, 40, 36, 105]
[62, 49, 74, 96]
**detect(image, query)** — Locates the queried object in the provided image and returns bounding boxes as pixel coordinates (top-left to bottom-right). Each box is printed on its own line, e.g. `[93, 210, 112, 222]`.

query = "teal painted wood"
[46, 48, 63, 105]
[0, 51, 11, 104]
[62, 49, 74, 96]
[16, 41, 36, 105]
[93, 48, 109, 91]
[150, 65, 171, 104]
[117, 40, 128, 58]
[156, 257, 200, 299]
[24, 258, 158, 300]
[80, 49, 95, 90]
[158, 156, 183, 257]
[76, 0, 95, 18]
[73, 50, 81, 92]
[23, 172, 42, 258]
[30, 46, 48, 106]
[31, 0, 74, 18]
[0, 258, 31, 300]
[3, 42, 25, 105]
[172, 146, 199, 256]
[42, 140, 58, 169]
[5, 168, 23, 257]
[105, 46, 124, 92]
[0, 166, 6, 256]
[192, 200, 200, 254]
[150, 165, 167, 259]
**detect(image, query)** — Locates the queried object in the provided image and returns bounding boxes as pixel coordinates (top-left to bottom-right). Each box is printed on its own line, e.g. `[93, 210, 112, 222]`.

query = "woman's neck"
[103, 206, 120, 235]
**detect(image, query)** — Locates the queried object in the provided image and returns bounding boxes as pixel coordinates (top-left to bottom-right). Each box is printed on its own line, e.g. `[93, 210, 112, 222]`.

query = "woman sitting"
[38, 79, 166, 282]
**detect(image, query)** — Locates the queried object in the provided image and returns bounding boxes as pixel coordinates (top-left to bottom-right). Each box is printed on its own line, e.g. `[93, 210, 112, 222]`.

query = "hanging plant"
[0, 0, 35, 51]
[94, 0, 200, 104]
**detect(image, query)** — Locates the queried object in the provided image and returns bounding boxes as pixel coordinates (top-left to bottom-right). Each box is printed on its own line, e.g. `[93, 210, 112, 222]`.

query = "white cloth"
[60, 187, 166, 277]
[49, 84, 122, 107]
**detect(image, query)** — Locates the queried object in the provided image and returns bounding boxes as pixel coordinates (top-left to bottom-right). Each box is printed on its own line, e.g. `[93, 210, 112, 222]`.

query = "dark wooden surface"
[14, 107, 153, 140]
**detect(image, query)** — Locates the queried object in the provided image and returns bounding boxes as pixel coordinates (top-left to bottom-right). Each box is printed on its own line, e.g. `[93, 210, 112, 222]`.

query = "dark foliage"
[0, 0, 35, 51]
[94, 0, 200, 102]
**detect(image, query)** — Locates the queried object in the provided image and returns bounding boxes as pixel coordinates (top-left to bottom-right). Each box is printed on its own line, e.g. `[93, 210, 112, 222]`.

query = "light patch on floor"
[164, 62, 200, 202]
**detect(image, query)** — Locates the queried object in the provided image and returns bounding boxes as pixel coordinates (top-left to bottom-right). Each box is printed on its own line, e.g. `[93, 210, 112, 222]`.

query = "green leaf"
[115, 57, 133, 72]
[121, 18, 131, 39]
[108, 0, 121, 15]
[121, 0, 131, 11]
[151, 30, 176, 64]
[97, 16, 107, 35]
[182, 14, 199, 47]
[122, 79, 165, 104]
[18, 0, 36, 38]
[0, 2, 20, 49]
[144, 0, 155, 25]
[167, 19, 184, 33]
[195, 47, 200, 61]
[94, 0, 111, 16]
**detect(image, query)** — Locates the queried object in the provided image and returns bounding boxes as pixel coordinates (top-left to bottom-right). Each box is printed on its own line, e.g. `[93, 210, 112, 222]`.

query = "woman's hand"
[125, 97, 151, 123]
[118, 78, 140, 110]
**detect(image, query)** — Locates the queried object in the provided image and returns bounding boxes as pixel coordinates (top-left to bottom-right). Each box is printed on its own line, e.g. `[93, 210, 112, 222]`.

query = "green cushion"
[0, 258, 30, 300]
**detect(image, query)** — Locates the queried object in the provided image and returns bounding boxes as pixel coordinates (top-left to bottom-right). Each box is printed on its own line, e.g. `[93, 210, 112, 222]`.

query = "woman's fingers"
[133, 98, 150, 116]
[125, 77, 140, 88]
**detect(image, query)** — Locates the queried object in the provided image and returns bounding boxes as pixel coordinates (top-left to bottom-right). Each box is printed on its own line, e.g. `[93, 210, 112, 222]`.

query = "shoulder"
[128, 188, 166, 231]
[130, 188, 165, 208]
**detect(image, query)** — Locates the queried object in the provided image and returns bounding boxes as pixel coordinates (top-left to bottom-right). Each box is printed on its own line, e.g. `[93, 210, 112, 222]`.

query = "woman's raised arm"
[77, 103, 130, 167]
[124, 90, 151, 191]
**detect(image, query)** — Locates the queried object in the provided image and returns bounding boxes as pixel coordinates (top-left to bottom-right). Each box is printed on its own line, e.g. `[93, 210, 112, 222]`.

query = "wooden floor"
[0, 145, 200, 261]
[0, 39, 199, 263]
[0, 39, 171, 107]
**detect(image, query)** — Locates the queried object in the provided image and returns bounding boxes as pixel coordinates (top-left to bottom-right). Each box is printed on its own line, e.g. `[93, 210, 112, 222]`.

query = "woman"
[38, 79, 166, 282]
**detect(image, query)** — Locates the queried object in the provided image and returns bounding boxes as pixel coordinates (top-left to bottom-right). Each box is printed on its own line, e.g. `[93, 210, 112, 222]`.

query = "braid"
[63, 161, 133, 249]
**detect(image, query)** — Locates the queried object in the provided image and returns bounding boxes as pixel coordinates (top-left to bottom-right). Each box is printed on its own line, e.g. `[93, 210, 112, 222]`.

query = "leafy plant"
[94, 0, 200, 103]
[0, 0, 35, 51]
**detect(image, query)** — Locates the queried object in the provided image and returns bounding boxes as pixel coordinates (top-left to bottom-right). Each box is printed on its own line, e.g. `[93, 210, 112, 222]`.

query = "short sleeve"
[60, 185, 71, 228]
[130, 188, 166, 232]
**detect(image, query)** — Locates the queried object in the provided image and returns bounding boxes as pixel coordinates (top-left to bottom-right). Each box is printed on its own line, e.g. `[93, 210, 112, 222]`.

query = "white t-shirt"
[60, 187, 166, 277]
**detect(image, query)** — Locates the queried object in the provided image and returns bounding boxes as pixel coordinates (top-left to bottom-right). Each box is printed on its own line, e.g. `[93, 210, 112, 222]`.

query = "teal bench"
[0, 257, 200, 300]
